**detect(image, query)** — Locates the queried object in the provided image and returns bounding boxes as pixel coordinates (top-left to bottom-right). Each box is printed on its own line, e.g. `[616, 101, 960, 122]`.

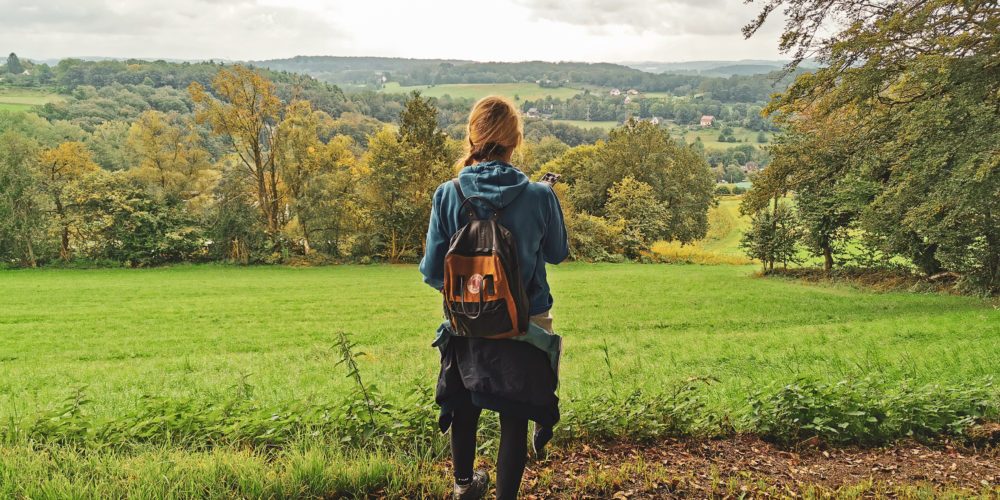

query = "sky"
[2, 0, 786, 64]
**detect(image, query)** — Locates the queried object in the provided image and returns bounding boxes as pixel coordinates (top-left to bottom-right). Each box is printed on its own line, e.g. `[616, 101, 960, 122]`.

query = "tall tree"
[127, 111, 217, 207]
[6, 53, 23, 74]
[189, 65, 284, 239]
[0, 131, 44, 266]
[358, 94, 452, 262]
[746, 0, 999, 291]
[36, 141, 100, 260]
[274, 100, 356, 254]
[586, 119, 715, 244]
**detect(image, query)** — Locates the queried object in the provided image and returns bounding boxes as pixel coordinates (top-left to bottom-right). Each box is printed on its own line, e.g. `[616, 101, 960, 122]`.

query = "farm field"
[550, 119, 619, 130]
[0, 88, 63, 112]
[380, 81, 582, 101]
[671, 124, 770, 150]
[652, 197, 751, 264]
[1, 264, 997, 496]
[2, 264, 996, 423]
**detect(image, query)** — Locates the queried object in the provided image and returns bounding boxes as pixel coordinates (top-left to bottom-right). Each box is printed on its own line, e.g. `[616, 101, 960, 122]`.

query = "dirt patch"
[515, 435, 999, 498]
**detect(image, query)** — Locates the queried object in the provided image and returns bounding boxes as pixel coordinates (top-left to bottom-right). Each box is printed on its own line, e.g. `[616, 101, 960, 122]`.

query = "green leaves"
[747, 377, 996, 445]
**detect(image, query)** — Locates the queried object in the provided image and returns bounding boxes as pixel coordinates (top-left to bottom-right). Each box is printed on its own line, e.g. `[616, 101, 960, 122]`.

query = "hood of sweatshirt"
[457, 161, 530, 209]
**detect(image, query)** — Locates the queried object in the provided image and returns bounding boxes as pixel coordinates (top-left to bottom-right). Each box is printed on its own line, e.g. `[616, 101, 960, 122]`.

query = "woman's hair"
[458, 95, 523, 168]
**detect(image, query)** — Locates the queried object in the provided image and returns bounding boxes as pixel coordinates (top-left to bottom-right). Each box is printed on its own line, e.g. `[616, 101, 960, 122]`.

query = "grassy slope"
[671, 125, 770, 151]
[1, 263, 996, 423]
[550, 119, 619, 130]
[0, 88, 63, 112]
[652, 197, 751, 264]
[380, 82, 582, 101]
[1, 264, 997, 496]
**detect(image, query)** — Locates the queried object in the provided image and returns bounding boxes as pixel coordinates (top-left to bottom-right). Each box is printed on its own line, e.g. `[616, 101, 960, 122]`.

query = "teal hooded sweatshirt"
[419, 161, 569, 315]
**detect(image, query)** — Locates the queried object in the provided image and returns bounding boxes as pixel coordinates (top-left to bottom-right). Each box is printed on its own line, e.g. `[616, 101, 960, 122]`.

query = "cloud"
[0, 0, 782, 62]
[0, 0, 342, 60]
[514, 0, 762, 36]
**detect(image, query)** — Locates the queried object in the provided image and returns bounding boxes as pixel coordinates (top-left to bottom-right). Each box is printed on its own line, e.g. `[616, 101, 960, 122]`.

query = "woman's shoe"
[532, 424, 553, 459]
[453, 469, 490, 500]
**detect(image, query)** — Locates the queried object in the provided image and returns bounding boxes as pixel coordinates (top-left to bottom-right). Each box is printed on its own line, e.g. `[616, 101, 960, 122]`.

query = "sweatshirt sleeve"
[541, 187, 570, 264]
[419, 184, 449, 290]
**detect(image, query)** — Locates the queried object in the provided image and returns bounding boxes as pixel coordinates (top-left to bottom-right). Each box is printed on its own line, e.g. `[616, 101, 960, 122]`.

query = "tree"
[0, 131, 45, 266]
[746, 0, 1000, 291]
[6, 53, 23, 74]
[596, 119, 715, 244]
[126, 111, 217, 207]
[190, 65, 284, 240]
[356, 94, 452, 262]
[36, 141, 100, 260]
[740, 201, 802, 272]
[274, 100, 357, 254]
[66, 172, 204, 266]
[88, 120, 135, 171]
[606, 177, 670, 258]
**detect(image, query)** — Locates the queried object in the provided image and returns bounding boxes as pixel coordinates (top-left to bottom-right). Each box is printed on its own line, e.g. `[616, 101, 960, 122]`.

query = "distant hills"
[624, 59, 820, 77]
[21, 55, 814, 80]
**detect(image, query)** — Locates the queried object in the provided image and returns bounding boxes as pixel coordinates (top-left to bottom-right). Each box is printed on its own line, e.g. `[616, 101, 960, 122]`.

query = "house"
[609, 88, 622, 96]
[700, 115, 715, 127]
[649, 116, 661, 125]
[742, 161, 760, 173]
[627, 89, 639, 95]
[624, 96, 632, 104]
[526, 107, 540, 118]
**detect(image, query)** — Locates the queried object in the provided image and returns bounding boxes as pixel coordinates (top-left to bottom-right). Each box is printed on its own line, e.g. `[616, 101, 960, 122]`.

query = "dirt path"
[510, 435, 999, 498]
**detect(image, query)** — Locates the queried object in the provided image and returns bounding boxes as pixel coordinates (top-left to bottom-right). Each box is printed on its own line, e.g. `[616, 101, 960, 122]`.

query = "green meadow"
[2, 263, 996, 424]
[1, 262, 997, 496]
[550, 119, 619, 131]
[0, 88, 63, 112]
[671, 125, 770, 150]
[380, 82, 582, 102]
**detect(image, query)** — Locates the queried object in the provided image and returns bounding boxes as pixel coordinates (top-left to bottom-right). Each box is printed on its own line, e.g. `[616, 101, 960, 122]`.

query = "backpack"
[443, 178, 530, 339]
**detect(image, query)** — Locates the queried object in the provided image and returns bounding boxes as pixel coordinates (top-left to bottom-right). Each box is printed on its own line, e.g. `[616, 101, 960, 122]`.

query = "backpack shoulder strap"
[451, 178, 465, 203]
[452, 178, 473, 219]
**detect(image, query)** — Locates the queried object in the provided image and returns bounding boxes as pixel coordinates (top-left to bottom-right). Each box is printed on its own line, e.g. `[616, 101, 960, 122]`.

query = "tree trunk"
[25, 238, 36, 268]
[60, 226, 70, 261]
[54, 195, 70, 261]
[984, 207, 999, 293]
[823, 244, 833, 272]
[300, 215, 312, 254]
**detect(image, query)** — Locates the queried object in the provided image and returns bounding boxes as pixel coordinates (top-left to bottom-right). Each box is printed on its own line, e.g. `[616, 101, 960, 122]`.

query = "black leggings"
[451, 403, 528, 500]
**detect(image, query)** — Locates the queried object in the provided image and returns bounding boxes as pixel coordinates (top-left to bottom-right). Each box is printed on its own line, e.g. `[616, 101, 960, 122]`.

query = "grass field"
[671, 125, 770, 151]
[652, 197, 751, 264]
[381, 82, 583, 102]
[0, 88, 63, 112]
[550, 119, 619, 130]
[2, 263, 996, 423]
[1, 264, 997, 495]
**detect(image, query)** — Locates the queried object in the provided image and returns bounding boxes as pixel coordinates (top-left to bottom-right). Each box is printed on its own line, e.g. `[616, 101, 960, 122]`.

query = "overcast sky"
[2, 0, 785, 63]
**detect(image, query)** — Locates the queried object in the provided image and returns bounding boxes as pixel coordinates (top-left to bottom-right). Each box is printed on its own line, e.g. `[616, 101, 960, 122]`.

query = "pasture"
[0, 88, 63, 112]
[671, 124, 770, 150]
[550, 119, 619, 131]
[380, 82, 582, 102]
[652, 197, 751, 264]
[2, 263, 996, 424]
[1, 263, 997, 496]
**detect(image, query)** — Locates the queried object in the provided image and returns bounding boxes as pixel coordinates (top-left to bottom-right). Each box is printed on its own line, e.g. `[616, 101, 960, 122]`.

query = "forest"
[0, 58, 715, 268]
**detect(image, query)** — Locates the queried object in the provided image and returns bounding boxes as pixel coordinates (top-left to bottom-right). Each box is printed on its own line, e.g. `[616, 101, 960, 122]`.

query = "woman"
[419, 95, 568, 500]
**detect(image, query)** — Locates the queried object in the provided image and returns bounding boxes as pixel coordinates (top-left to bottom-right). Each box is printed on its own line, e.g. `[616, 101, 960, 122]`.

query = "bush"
[740, 201, 802, 271]
[567, 212, 623, 262]
[714, 185, 732, 196]
[747, 377, 996, 445]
